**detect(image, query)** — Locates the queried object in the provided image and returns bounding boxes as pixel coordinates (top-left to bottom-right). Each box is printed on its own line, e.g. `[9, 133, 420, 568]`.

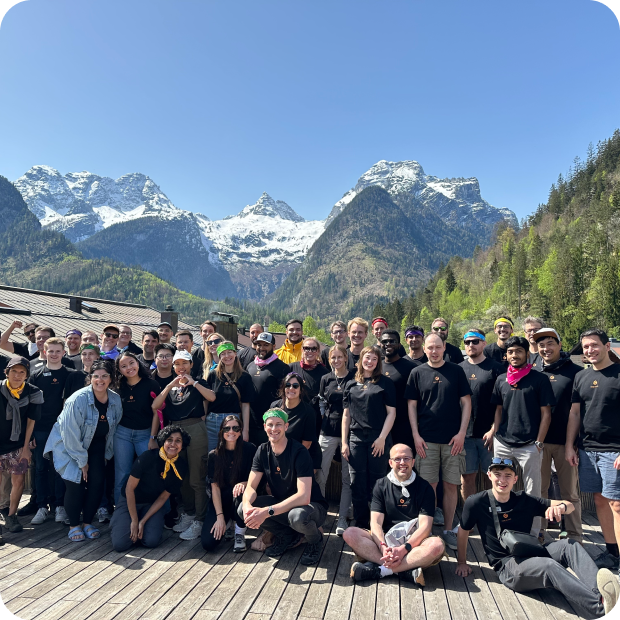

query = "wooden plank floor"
[0, 502, 611, 620]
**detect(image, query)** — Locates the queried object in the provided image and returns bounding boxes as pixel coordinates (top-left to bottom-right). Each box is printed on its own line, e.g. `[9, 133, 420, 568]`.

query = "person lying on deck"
[456, 457, 620, 618]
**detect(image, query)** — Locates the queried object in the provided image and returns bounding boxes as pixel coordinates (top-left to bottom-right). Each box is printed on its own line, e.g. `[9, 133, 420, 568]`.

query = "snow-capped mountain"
[327, 160, 518, 231]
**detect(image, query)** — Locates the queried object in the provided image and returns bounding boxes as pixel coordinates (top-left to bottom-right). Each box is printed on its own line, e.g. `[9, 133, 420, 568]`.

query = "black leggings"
[64, 437, 107, 527]
[201, 489, 244, 551]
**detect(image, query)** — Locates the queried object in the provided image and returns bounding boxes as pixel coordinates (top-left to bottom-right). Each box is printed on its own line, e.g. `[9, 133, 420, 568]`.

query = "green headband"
[80, 344, 101, 354]
[263, 408, 288, 423]
[216, 342, 236, 356]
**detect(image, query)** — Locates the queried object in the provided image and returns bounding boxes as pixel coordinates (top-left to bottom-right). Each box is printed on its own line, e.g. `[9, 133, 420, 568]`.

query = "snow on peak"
[236, 192, 305, 222]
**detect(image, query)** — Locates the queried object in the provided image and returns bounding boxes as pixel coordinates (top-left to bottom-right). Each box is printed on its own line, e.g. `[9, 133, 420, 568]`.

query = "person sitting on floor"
[240, 408, 328, 566]
[110, 425, 189, 552]
[456, 457, 620, 618]
[344, 443, 446, 584]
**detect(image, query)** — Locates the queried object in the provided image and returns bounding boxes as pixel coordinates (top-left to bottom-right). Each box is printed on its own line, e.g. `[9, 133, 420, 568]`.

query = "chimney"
[70, 297, 82, 314]
[161, 305, 179, 333]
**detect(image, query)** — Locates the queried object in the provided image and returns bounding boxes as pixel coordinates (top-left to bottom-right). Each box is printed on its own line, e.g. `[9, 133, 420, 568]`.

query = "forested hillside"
[376, 130, 620, 349]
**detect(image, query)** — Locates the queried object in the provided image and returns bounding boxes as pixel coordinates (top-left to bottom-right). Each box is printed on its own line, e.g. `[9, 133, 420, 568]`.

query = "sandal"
[83, 524, 100, 539]
[68, 526, 85, 542]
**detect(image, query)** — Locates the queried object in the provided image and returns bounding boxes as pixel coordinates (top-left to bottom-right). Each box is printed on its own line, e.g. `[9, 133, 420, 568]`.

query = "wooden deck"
[0, 503, 612, 620]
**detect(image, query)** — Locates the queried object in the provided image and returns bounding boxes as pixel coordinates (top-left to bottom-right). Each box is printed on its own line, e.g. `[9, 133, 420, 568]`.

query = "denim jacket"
[44, 386, 122, 484]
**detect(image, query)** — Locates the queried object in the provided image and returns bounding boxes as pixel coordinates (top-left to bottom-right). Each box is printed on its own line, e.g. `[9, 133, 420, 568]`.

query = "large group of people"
[1, 313, 620, 618]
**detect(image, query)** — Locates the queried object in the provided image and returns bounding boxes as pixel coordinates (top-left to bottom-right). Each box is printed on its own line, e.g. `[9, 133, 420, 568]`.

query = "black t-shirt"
[137, 354, 156, 371]
[123, 448, 188, 504]
[238, 346, 257, 370]
[444, 342, 464, 364]
[459, 358, 505, 439]
[405, 352, 427, 365]
[93, 398, 109, 440]
[29, 356, 75, 373]
[542, 356, 582, 446]
[319, 370, 355, 437]
[383, 356, 418, 439]
[64, 370, 88, 399]
[0, 383, 41, 455]
[206, 441, 256, 489]
[491, 369, 555, 446]
[343, 374, 397, 434]
[117, 378, 161, 430]
[461, 490, 550, 569]
[370, 474, 436, 531]
[0, 356, 7, 381]
[67, 353, 83, 372]
[205, 369, 255, 414]
[529, 351, 543, 372]
[163, 379, 208, 422]
[190, 348, 205, 380]
[251, 438, 327, 509]
[572, 364, 620, 452]
[30, 364, 75, 433]
[288, 362, 329, 409]
[271, 398, 321, 468]
[12, 341, 40, 361]
[484, 342, 509, 369]
[152, 371, 174, 391]
[247, 358, 290, 429]
[404, 362, 472, 444]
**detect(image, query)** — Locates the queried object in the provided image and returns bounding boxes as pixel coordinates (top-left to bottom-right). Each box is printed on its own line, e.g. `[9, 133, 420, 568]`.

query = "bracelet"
[380, 542, 388, 547]
[558, 502, 567, 512]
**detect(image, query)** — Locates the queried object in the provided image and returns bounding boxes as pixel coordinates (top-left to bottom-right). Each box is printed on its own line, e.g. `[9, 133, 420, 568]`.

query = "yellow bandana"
[159, 446, 182, 480]
[6, 381, 24, 400]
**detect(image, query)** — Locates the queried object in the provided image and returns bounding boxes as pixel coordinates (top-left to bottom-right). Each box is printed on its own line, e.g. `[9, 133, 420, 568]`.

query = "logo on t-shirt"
[434, 376, 441, 383]
[471, 373, 476, 379]
[550, 375, 556, 381]
[100, 414, 106, 421]
[52, 378, 58, 383]
[385, 372, 390, 376]
[129, 396, 134, 400]
[592, 380, 598, 388]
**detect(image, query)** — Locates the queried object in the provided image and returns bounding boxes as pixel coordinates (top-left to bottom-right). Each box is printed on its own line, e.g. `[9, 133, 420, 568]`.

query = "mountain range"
[14, 161, 517, 305]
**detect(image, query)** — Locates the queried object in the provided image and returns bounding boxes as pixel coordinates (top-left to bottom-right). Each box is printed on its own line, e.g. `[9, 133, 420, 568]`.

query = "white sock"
[443, 529, 451, 534]
[452, 525, 459, 533]
[235, 525, 247, 535]
[379, 565, 393, 577]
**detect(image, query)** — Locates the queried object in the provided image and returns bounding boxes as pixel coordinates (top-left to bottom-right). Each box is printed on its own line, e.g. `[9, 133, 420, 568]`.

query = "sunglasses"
[208, 338, 223, 346]
[464, 339, 482, 346]
[285, 382, 300, 389]
[432, 326, 447, 332]
[490, 457, 514, 467]
[24, 330, 36, 336]
[104, 332, 119, 339]
[302, 346, 318, 352]
[223, 425, 241, 433]
[381, 339, 397, 344]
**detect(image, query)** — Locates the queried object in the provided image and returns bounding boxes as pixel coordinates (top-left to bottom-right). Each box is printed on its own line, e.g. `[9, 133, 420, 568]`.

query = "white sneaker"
[336, 517, 348, 537]
[55, 506, 68, 523]
[31, 507, 49, 525]
[173, 513, 195, 533]
[96, 507, 111, 523]
[179, 520, 202, 540]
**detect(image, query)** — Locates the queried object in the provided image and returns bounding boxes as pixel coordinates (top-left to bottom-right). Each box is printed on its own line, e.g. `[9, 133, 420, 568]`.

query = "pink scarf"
[300, 359, 323, 370]
[255, 353, 278, 368]
[506, 363, 532, 386]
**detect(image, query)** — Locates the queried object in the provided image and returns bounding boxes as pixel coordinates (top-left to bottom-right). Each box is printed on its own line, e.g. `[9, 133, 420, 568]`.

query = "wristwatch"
[404, 542, 412, 552]
[150, 435, 157, 440]
[268, 506, 275, 517]
[535, 441, 544, 449]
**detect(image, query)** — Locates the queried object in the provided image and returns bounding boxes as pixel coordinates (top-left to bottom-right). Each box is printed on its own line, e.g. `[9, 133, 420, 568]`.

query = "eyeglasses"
[390, 457, 413, 463]
[207, 338, 223, 346]
[104, 332, 119, 339]
[223, 425, 241, 433]
[490, 457, 514, 467]
[464, 339, 481, 346]
[156, 354, 173, 360]
[432, 326, 447, 332]
[285, 382, 300, 389]
[381, 339, 397, 344]
[303, 346, 318, 352]
[120, 331, 131, 336]
[331, 330, 345, 336]
[92, 373, 110, 379]
[24, 330, 35, 336]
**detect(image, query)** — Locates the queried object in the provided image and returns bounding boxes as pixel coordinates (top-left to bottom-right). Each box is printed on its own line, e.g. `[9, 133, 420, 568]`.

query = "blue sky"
[0, 0, 618, 222]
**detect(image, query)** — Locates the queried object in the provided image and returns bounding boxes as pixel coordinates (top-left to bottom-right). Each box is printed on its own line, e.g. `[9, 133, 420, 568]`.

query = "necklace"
[334, 373, 348, 391]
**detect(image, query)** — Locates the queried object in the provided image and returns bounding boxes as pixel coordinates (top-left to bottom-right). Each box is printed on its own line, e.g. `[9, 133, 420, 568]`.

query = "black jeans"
[348, 431, 391, 529]
[34, 430, 65, 509]
[201, 489, 245, 551]
[498, 539, 604, 619]
[64, 437, 107, 527]
[237, 495, 327, 544]
[110, 496, 166, 552]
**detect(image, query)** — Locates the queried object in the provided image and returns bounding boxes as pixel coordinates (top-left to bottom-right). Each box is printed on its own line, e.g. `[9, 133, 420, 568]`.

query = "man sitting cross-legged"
[456, 457, 620, 618]
[344, 443, 446, 584]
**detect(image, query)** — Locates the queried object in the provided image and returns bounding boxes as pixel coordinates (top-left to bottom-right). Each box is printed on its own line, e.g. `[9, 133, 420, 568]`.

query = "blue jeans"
[113, 426, 151, 504]
[205, 413, 239, 453]
[578, 449, 620, 500]
[34, 430, 65, 509]
[464, 436, 493, 474]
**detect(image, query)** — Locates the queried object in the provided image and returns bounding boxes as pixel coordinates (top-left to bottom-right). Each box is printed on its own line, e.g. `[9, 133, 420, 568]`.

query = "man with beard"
[157, 322, 175, 346]
[239, 324, 263, 370]
[533, 328, 583, 543]
[380, 330, 419, 452]
[275, 320, 304, 364]
[247, 333, 290, 446]
[64, 329, 83, 370]
[431, 317, 464, 364]
[485, 336, 555, 536]
[404, 326, 427, 364]
[484, 317, 514, 368]
[523, 316, 545, 371]
[137, 331, 159, 370]
[347, 317, 369, 367]
[0, 321, 39, 361]
[321, 321, 356, 370]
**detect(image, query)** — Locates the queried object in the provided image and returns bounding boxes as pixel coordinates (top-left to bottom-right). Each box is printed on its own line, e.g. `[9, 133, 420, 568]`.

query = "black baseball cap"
[488, 457, 517, 473]
[6, 356, 31, 373]
[158, 322, 173, 329]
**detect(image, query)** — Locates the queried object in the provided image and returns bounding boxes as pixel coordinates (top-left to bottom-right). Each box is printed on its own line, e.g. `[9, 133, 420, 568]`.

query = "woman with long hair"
[341, 346, 397, 529]
[202, 332, 226, 378]
[318, 345, 355, 536]
[64, 344, 102, 399]
[113, 352, 162, 504]
[45, 359, 122, 541]
[201, 415, 256, 553]
[204, 341, 256, 452]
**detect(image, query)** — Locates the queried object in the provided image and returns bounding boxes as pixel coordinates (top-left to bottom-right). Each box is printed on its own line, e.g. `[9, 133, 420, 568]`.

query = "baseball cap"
[6, 356, 31, 372]
[488, 457, 517, 473]
[255, 332, 275, 345]
[158, 322, 173, 329]
[102, 324, 119, 333]
[532, 328, 561, 343]
[172, 350, 192, 363]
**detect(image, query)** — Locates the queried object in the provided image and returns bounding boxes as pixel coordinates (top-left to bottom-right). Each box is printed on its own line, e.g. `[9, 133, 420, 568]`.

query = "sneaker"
[179, 520, 202, 540]
[401, 567, 425, 587]
[164, 511, 177, 530]
[265, 533, 298, 557]
[300, 534, 323, 566]
[433, 507, 444, 526]
[17, 500, 38, 517]
[442, 530, 458, 551]
[225, 522, 234, 541]
[233, 533, 246, 553]
[598, 568, 620, 614]
[336, 517, 348, 537]
[594, 550, 620, 570]
[5, 514, 23, 533]
[55, 506, 68, 523]
[31, 507, 49, 525]
[173, 513, 194, 533]
[350, 561, 381, 582]
[96, 507, 111, 523]
[0, 507, 8, 522]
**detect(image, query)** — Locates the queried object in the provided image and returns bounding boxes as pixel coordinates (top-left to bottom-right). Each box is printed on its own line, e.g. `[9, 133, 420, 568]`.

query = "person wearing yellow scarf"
[159, 446, 182, 480]
[6, 381, 24, 400]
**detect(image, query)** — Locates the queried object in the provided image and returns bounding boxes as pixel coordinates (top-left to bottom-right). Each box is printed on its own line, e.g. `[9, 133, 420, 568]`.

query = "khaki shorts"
[414, 442, 466, 485]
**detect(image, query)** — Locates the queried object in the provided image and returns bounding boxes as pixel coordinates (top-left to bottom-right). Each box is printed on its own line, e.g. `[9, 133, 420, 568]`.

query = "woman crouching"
[110, 425, 190, 551]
